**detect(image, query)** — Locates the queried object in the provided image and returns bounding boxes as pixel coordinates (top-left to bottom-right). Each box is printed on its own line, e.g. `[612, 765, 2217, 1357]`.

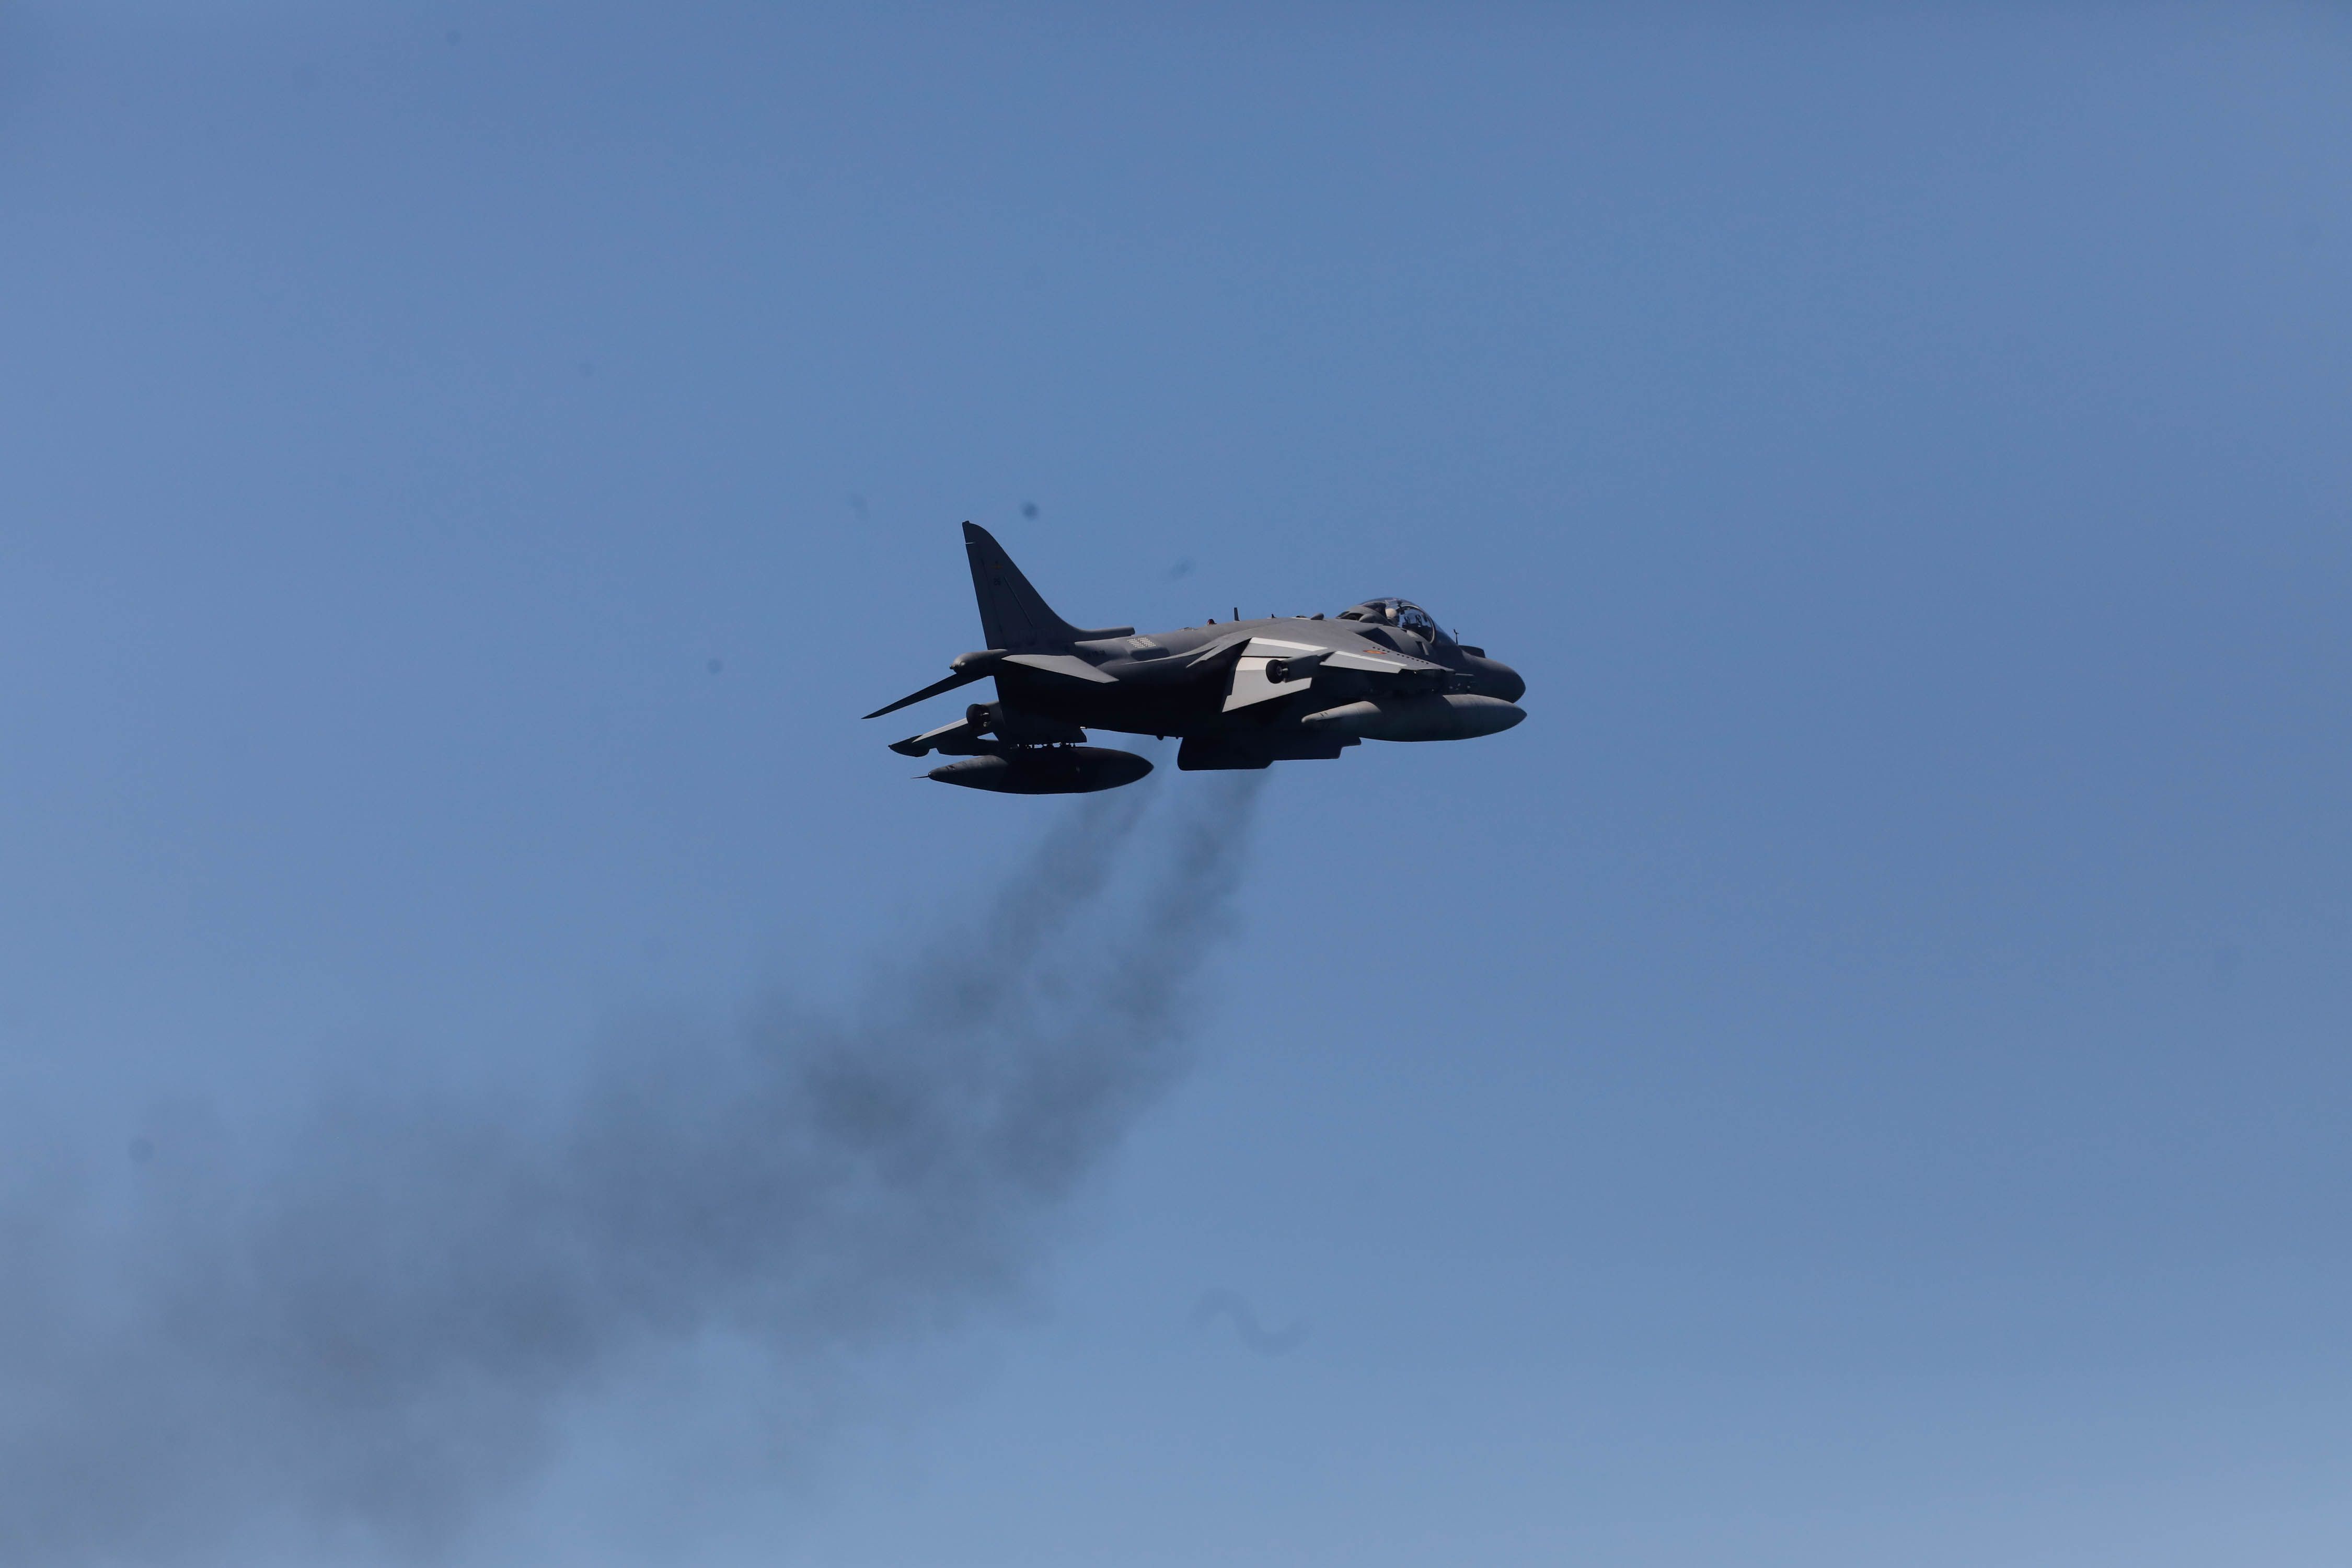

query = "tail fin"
[962, 522, 1130, 649]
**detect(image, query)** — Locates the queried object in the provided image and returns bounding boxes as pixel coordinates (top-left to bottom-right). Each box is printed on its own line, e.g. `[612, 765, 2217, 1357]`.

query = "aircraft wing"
[1318, 646, 1448, 675]
[1182, 631, 1255, 670]
[1222, 636, 1444, 711]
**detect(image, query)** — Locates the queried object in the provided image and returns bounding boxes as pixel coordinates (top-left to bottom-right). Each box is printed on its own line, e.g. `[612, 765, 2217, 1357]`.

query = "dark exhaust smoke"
[0, 776, 1264, 1565]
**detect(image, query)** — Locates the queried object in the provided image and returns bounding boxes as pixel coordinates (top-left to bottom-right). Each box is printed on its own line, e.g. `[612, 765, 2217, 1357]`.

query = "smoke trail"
[0, 776, 1264, 1565]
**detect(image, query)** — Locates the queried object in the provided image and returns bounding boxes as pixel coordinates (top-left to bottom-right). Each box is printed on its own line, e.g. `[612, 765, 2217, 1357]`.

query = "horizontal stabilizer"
[863, 666, 986, 720]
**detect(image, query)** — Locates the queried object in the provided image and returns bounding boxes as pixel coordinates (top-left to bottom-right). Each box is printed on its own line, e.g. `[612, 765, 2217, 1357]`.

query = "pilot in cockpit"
[1339, 597, 1452, 647]
[1394, 602, 1443, 642]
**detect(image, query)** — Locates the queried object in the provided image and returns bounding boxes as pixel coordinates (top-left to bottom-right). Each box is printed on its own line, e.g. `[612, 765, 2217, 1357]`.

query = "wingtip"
[862, 664, 987, 721]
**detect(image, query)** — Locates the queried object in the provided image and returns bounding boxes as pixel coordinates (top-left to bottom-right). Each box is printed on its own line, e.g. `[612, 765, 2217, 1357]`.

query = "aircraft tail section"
[962, 522, 1129, 649]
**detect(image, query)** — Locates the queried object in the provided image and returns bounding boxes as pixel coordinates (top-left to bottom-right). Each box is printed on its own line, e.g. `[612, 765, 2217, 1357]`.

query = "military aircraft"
[867, 523, 1527, 793]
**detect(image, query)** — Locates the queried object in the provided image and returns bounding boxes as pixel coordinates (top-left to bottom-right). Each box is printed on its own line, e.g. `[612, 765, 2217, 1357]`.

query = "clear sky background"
[4, 4, 2351, 1565]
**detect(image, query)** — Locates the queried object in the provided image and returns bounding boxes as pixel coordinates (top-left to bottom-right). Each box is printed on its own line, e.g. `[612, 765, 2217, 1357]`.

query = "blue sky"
[3, 5, 2350, 1564]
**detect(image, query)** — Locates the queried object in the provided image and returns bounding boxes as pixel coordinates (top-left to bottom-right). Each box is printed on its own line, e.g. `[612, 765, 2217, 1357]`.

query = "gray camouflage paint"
[869, 524, 1527, 788]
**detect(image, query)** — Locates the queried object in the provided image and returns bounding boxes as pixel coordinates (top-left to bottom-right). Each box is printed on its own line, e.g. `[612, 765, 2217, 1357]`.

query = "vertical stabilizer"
[962, 522, 1105, 650]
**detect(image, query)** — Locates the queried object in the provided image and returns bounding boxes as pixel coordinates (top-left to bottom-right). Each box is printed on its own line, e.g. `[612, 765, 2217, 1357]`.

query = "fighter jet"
[867, 523, 1527, 793]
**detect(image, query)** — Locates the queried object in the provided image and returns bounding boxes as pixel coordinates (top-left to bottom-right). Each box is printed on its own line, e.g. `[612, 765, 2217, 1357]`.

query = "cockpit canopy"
[1336, 597, 1453, 645]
